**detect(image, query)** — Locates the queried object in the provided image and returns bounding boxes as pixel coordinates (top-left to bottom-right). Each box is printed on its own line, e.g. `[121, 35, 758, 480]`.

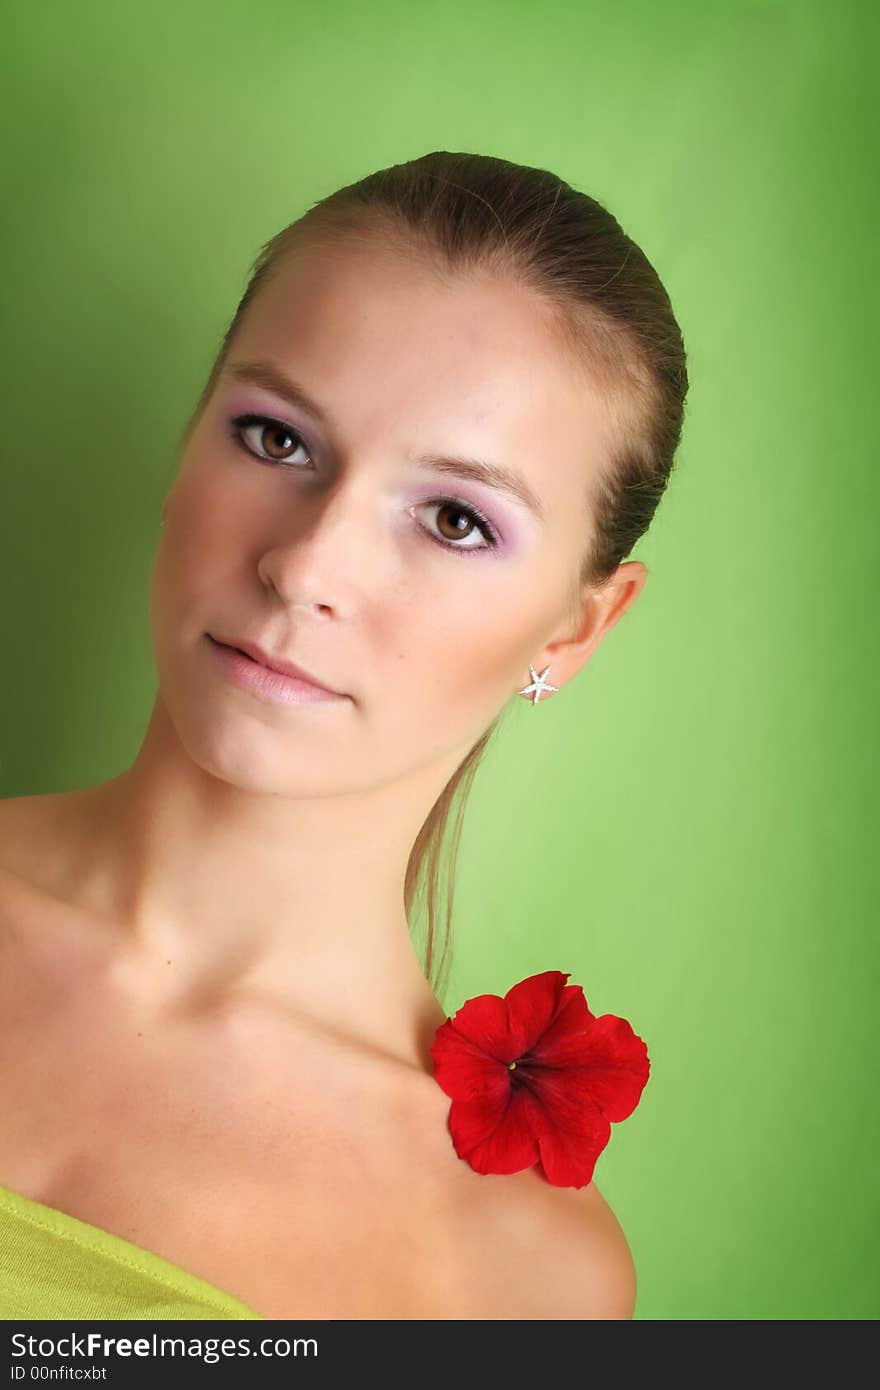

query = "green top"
[0, 1184, 264, 1320]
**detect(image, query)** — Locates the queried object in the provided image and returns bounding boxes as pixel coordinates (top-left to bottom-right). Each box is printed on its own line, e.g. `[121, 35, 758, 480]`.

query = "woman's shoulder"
[478, 1174, 636, 1320]
[538, 1178, 636, 1319]
[403, 1036, 637, 1319]
[0, 793, 71, 899]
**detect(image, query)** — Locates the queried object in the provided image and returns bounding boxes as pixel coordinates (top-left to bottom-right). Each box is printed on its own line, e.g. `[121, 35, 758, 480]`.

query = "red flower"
[429, 969, 650, 1188]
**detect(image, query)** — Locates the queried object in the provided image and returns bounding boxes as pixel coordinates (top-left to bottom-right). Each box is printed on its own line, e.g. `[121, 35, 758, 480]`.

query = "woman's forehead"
[231, 242, 612, 481]
[248, 240, 555, 359]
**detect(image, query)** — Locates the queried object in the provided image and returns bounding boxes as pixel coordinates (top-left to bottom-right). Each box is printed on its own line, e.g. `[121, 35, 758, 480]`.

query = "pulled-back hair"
[181, 151, 690, 999]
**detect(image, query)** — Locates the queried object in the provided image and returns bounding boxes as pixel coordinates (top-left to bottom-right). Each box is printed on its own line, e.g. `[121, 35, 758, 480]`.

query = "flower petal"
[533, 1014, 650, 1122]
[429, 1018, 511, 1103]
[447, 1085, 543, 1176]
[502, 970, 574, 1056]
[526, 979, 596, 1054]
[532, 1087, 611, 1188]
[440, 991, 515, 1061]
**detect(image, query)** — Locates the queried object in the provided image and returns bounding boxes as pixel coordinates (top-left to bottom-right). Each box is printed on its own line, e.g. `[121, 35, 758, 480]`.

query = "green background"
[1, 1, 876, 1320]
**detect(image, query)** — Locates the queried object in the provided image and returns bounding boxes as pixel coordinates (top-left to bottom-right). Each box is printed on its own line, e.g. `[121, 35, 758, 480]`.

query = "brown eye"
[260, 422, 299, 460]
[230, 413, 312, 468]
[413, 498, 499, 554]
[436, 503, 478, 543]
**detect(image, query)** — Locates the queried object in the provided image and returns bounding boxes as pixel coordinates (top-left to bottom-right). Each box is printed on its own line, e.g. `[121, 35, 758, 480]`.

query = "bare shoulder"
[0, 790, 88, 914]
[473, 1174, 637, 1321]
[0, 795, 50, 926]
[545, 1179, 637, 1320]
[0, 792, 63, 884]
[0, 791, 93, 988]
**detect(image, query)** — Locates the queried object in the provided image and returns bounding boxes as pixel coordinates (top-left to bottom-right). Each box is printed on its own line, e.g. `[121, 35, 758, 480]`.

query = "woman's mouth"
[205, 634, 350, 706]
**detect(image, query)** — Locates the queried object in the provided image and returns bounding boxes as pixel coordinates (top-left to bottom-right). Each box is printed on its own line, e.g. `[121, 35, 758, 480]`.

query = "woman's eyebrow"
[227, 359, 333, 427]
[225, 358, 547, 523]
[413, 453, 546, 523]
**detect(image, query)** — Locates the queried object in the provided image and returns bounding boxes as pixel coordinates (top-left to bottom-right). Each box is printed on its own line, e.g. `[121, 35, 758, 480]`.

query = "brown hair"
[180, 150, 689, 1000]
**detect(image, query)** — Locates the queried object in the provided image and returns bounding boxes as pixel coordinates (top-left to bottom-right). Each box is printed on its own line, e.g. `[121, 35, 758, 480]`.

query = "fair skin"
[0, 233, 646, 1318]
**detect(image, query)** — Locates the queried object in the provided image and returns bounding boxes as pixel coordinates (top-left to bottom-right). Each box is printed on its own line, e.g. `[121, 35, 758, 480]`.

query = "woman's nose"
[256, 476, 384, 614]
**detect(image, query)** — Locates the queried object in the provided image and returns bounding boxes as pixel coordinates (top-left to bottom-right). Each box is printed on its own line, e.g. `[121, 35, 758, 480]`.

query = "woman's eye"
[229, 415, 498, 556]
[416, 499, 499, 555]
[229, 413, 313, 468]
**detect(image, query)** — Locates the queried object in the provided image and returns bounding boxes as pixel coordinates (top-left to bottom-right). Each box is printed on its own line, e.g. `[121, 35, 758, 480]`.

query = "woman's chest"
[0, 980, 476, 1319]
[1, 1049, 474, 1317]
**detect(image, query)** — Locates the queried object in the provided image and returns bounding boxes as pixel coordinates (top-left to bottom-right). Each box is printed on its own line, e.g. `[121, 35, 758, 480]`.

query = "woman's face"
[151, 236, 616, 796]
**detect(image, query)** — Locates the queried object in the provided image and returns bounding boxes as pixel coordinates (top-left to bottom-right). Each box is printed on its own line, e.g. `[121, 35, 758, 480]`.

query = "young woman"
[0, 151, 688, 1320]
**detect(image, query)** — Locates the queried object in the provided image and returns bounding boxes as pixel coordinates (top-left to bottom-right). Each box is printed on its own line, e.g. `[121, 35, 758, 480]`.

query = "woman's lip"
[206, 635, 349, 705]
[208, 633, 345, 693]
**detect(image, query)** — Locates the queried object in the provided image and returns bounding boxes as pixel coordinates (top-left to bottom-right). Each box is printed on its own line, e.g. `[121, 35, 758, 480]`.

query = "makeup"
[220, 391, 530, 550]
[206, 635, 350, 706]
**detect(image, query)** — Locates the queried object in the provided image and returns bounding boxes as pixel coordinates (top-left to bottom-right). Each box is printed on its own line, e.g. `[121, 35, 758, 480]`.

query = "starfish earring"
[518, 664, 559, 706]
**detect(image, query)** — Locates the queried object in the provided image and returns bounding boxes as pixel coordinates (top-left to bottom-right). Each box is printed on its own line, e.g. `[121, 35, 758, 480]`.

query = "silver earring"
[518, 664, 559, 705]
[159, 518, 166, 528]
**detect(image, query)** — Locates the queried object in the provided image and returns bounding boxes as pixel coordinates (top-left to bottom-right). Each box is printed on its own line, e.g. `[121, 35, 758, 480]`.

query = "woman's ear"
[533, 561, 648, 689]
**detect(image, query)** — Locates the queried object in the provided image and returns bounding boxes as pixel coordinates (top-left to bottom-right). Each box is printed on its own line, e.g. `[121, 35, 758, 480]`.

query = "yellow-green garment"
[0, 1185, 264, 1320]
